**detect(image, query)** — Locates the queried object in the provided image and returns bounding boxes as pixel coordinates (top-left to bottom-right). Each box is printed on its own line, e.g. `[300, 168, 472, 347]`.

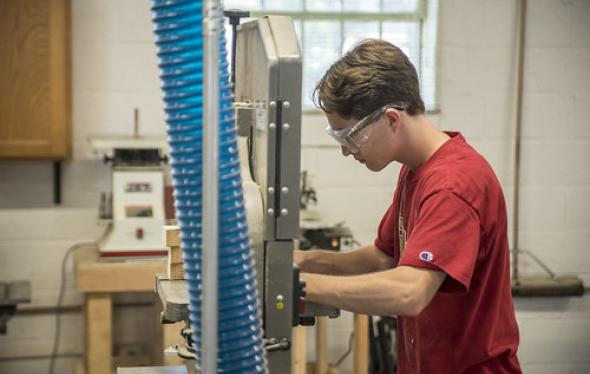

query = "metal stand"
[223, 9, 250, 92]
[53, 161, 61, 204]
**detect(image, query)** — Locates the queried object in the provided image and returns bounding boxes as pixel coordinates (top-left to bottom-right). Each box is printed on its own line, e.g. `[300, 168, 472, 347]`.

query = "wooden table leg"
[353, 314, 369, 374]
[152, 296, 164, 365]
[315, 317, 328, 374]
[292, 326, 306, 374]
[85, 293, 112, 374]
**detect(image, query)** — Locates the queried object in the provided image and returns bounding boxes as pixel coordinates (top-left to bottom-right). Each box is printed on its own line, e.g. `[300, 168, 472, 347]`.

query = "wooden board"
[164, 226, 181, 247]
[165, 226, 184, 280]
[75, 248, 165, 293]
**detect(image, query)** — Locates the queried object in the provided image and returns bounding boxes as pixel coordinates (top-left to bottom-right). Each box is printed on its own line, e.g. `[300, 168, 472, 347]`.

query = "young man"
[295, 40, 521, 373]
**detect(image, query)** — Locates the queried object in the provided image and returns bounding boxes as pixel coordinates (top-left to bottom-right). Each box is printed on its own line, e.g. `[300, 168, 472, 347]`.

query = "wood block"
[165, 226, 184, 280]
[169, 245, 183, 264]
[167, 261, 185, 280]
[167, 244, 184, 280]
[165, 226, 181, 247]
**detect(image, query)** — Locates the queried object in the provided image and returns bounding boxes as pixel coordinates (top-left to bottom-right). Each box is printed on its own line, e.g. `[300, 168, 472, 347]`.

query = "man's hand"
[293, 250, 306, 269]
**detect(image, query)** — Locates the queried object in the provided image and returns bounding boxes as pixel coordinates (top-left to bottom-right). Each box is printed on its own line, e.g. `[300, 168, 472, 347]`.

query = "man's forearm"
[296, 245, 392, 276]
[301, 266, 446, 316]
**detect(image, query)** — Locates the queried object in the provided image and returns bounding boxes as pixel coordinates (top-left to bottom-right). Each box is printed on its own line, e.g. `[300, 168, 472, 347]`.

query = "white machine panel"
[101, 170, 167, 255]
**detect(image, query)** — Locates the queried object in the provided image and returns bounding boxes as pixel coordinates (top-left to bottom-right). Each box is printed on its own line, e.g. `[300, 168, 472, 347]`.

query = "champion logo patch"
[419, 251, 434, 262]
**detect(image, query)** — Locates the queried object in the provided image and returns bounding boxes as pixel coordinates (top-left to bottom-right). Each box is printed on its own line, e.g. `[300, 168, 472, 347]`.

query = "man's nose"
[341, 145, 352, 157]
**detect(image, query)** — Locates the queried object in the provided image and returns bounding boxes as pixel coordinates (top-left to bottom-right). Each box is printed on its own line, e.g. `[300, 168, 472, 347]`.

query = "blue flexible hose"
[151, 1, 266, 372]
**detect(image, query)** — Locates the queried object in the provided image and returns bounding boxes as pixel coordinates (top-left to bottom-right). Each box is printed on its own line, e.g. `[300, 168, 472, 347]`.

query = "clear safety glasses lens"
[325, 102, 406, 153]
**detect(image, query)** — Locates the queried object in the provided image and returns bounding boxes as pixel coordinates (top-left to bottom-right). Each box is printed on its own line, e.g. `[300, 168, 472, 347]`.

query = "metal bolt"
[282, 123, 290, 130]
[267, 208, 274, 216]
[281, 187, 289, 194]
[269, 122, 276, 130]
[280, 208, 288, 216]
[283, 101, 290, 109]
[268, 187, 275, 194]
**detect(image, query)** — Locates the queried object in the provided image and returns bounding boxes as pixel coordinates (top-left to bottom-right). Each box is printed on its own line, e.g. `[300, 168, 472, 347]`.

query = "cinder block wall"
[0, 0, 588, 373]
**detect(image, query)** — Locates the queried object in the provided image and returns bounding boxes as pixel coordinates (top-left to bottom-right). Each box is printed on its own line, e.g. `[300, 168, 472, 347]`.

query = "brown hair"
[313, 39, 425, 119]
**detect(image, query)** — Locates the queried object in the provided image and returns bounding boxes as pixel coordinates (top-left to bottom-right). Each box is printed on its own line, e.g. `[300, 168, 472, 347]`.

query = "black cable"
[48, 227, 111, 374]
[332, 331, 355, 368]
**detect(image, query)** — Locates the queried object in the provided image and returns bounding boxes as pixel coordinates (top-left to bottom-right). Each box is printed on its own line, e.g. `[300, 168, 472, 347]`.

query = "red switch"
[136, 227, 144, 239]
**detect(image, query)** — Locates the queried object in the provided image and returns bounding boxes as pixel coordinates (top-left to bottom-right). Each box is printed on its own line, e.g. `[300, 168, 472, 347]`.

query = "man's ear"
[384, 108, 401, 130]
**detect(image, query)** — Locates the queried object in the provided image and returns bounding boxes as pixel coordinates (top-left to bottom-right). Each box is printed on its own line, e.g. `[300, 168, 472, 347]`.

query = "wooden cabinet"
[0, 0, 71, 160]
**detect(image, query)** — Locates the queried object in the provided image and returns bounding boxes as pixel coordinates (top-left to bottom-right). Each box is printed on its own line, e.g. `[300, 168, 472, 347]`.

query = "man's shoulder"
[418, 146, 500, 202]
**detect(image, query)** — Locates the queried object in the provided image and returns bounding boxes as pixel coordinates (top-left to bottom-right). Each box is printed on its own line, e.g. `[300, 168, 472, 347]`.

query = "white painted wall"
[1, 0, 589, 373]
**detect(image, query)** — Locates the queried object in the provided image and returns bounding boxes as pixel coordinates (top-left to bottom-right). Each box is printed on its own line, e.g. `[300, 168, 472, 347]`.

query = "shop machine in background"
[90, 135, 169, 258]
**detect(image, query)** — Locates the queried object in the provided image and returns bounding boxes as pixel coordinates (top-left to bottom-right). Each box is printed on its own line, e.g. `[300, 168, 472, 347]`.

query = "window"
[224, 0, 439, 112]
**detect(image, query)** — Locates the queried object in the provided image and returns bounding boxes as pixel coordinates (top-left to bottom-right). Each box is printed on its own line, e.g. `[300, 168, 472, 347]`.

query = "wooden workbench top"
[74, 248, 166, 293]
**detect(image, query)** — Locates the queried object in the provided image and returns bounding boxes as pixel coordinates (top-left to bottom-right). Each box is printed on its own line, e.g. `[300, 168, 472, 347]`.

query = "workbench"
[74, 247, 368, 374]
[74, 248, 173, 374]
[156, 275, 368, 374]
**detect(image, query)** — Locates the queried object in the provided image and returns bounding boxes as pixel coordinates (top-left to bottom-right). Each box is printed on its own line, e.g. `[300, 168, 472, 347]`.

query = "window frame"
[229, 0, 439, 114]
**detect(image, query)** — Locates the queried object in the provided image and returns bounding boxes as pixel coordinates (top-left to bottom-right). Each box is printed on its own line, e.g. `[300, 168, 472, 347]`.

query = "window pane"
[342, 21, 379, 54]
[421, 0, 439, 110]
[224, 20, 234, 77]
[265, 0, 303, 12]
[224, 0, 262, 11]
[225, 0, 437, 111]
[382, 0, 419, 13]
[342, 0, 379, 13]
[381, 22, 421, 70]
[302, 21, 341, 108]
[306, 0, 342, 12]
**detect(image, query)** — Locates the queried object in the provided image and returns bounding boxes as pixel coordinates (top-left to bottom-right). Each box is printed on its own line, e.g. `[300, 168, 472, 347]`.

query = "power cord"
[48, 227, 111, 374]
[331, 331, 354, 368]
[510, 248, 557, 279]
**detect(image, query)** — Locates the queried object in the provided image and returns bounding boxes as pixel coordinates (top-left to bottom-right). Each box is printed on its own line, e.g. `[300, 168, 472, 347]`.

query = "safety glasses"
[325, 103, 407, 153]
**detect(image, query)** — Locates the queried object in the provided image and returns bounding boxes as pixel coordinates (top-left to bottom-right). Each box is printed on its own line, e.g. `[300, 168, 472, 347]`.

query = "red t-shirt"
[374, 132, 521, 374]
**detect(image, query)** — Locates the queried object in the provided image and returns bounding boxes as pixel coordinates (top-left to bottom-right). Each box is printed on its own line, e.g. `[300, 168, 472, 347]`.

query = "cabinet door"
[0, 0, 71, 160]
